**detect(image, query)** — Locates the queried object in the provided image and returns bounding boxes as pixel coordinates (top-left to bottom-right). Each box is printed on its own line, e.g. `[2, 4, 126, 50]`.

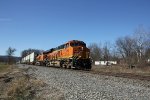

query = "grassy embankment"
[0, 63, 46, 100]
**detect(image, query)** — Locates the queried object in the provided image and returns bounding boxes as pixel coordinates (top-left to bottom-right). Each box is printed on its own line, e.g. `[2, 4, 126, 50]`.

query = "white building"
[95, 61, 117, 66]
[148, 59, 150, 62]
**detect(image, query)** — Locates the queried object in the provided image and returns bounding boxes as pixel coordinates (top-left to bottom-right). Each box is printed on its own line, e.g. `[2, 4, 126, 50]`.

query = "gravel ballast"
[18, 64, 150, 100]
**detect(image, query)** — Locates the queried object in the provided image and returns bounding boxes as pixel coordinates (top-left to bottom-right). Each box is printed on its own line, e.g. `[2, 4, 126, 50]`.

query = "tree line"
[0, 48, 43, 65]
[88, 26, 150, 67]
[21, 49, 43, 57]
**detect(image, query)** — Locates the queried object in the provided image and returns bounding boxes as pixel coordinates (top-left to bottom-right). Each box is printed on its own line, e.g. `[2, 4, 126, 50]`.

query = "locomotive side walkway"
[18, 64, 150, 100]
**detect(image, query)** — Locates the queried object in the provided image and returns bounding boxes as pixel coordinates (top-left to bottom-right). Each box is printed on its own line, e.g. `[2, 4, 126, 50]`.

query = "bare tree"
[88, 43, 102, 62]
[116, 36, 137, 66]
[88, 42, 118, 64]
[21, 49, 43, 58]
[110, 45, 120, 61]
[145, 48, 150, 60]
[102, 42, 111, 62]
[133, 26, 150, 62]
[6, 47, 16, 64]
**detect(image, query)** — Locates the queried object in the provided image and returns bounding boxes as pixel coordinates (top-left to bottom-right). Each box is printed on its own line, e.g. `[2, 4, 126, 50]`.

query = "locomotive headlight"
[81, 47, 84, 51]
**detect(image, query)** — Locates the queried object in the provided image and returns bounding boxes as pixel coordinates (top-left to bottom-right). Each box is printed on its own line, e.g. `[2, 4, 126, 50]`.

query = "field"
[91, 65, 150, 81]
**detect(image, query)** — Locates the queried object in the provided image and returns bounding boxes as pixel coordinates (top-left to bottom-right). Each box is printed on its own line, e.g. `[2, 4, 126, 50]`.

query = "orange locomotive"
[36, 40, 91, 69]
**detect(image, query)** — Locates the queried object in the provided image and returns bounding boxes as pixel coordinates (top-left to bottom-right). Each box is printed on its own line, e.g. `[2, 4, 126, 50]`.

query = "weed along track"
[18, 64, 150, 100]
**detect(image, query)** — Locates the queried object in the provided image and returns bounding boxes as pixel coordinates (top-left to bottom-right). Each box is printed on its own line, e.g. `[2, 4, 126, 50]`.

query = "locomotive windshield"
[70, 42, 86, 47]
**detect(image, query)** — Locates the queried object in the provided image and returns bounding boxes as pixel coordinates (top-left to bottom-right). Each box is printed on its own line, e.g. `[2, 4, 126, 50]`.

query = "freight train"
[21, 40, 92, 70]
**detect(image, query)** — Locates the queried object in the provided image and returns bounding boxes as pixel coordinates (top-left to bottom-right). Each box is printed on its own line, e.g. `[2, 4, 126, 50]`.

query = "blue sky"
[0, 0, 150, 56]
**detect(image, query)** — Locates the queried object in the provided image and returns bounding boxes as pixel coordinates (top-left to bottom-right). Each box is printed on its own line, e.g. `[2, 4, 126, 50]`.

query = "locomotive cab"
[69, 41, 90, 59]
[67, 40, 91, 69]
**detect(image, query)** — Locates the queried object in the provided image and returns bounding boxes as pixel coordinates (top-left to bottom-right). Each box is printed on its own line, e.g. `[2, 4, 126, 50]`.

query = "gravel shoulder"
[18, 64, 150, 100]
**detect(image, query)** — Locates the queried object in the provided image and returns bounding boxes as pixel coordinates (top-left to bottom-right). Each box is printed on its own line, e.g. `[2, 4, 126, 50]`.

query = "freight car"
[21, 52, 38, 65]
[22, 40, 92, 70]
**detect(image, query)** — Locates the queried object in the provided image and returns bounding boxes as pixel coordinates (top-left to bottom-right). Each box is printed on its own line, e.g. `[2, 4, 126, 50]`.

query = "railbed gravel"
[18, 64, 150, 100]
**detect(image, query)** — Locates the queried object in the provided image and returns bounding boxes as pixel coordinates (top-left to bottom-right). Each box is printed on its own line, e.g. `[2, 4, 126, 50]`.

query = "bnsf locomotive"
[22, 40, 92, 70]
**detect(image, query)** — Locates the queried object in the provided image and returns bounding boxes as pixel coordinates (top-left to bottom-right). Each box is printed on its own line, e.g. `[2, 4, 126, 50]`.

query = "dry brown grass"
[6, 77, 46, 100]
[92, 65, 150, 76]
[0, 65, 47, 100]
[0, 63, 9, 73]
